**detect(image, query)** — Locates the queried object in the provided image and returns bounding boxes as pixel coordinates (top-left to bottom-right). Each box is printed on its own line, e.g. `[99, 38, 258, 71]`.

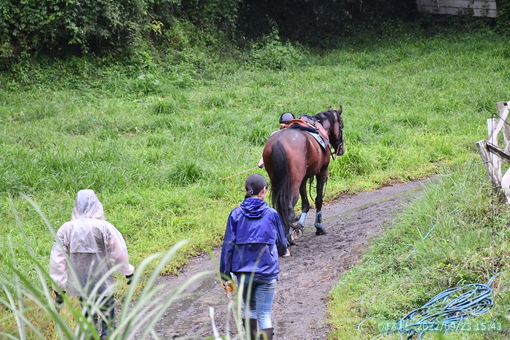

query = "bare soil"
[143, 178, 433, 340]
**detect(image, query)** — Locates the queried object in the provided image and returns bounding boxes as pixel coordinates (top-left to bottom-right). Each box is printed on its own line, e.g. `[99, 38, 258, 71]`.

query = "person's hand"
[126, 274, 134, 285]
[221, 281, 234, 293]
[54, 291, 65, 310]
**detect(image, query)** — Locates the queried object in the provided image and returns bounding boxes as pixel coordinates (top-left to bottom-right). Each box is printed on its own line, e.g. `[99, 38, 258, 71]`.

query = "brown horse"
[262, 107, 344, 244]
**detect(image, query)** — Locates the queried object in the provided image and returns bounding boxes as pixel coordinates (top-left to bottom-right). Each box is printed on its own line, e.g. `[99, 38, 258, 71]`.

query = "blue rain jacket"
[220, 198, 288, 281]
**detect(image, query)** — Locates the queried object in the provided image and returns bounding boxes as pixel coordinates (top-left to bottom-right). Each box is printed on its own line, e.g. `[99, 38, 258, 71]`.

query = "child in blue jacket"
[220, 174, 288, 340]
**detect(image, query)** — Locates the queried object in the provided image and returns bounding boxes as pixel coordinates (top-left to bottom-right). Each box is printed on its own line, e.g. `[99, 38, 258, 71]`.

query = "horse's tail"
[270, 140, 292, 233]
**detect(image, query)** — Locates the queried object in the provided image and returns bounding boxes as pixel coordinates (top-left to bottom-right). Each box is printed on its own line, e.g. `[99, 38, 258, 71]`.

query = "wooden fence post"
[478, 101, 510, 203]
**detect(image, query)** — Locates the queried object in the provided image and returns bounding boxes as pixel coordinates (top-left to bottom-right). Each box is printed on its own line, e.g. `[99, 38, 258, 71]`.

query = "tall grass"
[328, 161, 510, 339]
[0, 196, 256, 340]
[1, 24, 510, 337]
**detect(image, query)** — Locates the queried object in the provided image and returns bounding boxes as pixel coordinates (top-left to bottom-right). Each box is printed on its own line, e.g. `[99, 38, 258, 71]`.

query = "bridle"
[330, 138, 344, 159]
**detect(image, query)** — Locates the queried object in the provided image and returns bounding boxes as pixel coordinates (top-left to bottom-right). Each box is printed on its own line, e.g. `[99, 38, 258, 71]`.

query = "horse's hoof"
[315, 227, 326, 236]
[292, 229, 303, 240]
[291, 220, 302, 229]
[282, 249, 291, 257]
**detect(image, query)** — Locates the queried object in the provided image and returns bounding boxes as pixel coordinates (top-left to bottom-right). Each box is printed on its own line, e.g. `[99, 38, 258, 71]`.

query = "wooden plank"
[437, 0, 495, 7]
[416, 0, 496, 8]
[487, 142, 510, 161]
[487, 118, 502, 175]
[417, 0, 496, 6]
[477, 140, 501, 186]
[416, 0, 435, 5]
[488, 102, 509, 143]
[416, 0, 497, 17]
[418, 7, 497, 18]
[496, 101, 510, 151]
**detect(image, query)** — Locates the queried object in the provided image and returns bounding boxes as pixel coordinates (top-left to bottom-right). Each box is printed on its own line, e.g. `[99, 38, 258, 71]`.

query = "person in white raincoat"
[50, 189, 135, 340]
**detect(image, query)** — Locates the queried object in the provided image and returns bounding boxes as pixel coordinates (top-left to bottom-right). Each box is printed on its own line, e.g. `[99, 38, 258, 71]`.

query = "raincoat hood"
[240, 198, 269, 219]
[72, 189, 106, 220]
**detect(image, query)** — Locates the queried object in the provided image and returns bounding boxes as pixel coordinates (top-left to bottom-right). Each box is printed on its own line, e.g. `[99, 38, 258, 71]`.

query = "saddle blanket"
[288, 119, 327, 150]
[306, 131, 327, 150]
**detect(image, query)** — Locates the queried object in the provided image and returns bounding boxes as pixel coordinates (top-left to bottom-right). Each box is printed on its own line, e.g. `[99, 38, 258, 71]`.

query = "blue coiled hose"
[366, 275, 498, 339]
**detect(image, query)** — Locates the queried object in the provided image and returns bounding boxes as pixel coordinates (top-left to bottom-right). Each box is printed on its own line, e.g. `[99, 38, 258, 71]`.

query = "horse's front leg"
[314, 169, 328, 235]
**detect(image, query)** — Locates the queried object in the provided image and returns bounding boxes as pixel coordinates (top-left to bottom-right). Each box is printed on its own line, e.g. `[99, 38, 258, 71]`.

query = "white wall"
[416, 0, 497, 18]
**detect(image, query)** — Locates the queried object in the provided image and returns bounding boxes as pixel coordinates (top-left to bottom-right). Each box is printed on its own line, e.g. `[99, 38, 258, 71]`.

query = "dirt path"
[144, 178, 433, 340]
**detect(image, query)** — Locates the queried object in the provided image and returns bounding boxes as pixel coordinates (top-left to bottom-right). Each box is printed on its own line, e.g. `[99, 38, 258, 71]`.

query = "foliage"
[0, 0, 242, 62]
[0, 0, 149, 57]
[236, 0, 419, 45]
[496, 0, 510, 33]
[1, 0, 503, 66]
[247, 30, 304, 71]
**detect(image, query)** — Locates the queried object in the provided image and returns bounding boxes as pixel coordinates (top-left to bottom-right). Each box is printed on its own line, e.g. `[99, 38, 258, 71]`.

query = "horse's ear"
[338, 106, 342, 115]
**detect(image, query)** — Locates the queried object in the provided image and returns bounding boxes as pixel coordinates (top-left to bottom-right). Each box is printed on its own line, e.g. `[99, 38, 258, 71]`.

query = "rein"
[330, 139, 344, 159]
[219, 166, 259, 180]
[307, 174, 328, 203]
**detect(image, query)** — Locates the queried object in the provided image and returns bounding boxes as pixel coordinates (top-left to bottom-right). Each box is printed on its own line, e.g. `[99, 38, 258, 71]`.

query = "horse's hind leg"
[286, 183, 303, 244]
[314, 170, 328, 235]
[298, 177, 310, 229]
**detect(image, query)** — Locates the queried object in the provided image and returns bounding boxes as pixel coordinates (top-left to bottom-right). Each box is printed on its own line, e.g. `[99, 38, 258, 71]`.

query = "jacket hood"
[72, 189, 106, 220]
[240, 198, 269, 219]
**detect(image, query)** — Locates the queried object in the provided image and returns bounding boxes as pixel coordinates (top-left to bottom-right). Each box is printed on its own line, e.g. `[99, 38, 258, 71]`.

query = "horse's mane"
[314, 109, 337, 129]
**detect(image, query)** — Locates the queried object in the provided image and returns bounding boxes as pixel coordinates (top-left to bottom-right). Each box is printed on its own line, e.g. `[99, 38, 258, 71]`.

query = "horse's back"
[263, 128, 327, 178]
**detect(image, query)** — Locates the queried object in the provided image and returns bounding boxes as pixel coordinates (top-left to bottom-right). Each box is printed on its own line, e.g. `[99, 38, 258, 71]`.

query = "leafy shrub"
[130, 73, 164, 96]
[248, 31, 303, 70]
[0, 0, 243, 63]
[0, 0, 148, 58]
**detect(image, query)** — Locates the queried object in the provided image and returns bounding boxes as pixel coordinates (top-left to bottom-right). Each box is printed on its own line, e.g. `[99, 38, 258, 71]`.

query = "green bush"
[496, 0, 510, 33]
[248, 31, 304, 70]
[0, 0, 243, 62]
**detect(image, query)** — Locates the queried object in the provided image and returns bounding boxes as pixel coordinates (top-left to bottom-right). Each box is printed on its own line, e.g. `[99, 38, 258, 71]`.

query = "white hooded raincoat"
[50, 190, 134, 296]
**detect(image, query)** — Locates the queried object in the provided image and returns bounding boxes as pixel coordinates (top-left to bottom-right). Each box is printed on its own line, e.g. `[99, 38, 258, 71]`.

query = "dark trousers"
[79, 295, 115, 338]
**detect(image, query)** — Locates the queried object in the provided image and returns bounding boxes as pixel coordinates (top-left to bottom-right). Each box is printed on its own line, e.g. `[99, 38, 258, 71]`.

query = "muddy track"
[136, 178, 433, 340]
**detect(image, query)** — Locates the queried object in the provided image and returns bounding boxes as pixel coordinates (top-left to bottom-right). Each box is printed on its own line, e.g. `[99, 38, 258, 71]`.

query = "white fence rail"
[477, 101, 510, 202]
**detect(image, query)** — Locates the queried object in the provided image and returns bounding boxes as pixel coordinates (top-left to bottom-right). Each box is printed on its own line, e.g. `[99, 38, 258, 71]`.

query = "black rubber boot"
[242, 319, 258, 340]
[249, 319, 258, 340]
[259, 328, 273, 340]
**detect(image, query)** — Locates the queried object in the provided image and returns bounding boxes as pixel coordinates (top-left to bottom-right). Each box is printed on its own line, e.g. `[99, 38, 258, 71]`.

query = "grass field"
[329, 161, 510, 339]
[1, 23, 510, 338]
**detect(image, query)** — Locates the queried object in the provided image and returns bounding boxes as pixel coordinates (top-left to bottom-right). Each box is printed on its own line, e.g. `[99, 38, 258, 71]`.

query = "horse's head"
[314, 106, 344, 156]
